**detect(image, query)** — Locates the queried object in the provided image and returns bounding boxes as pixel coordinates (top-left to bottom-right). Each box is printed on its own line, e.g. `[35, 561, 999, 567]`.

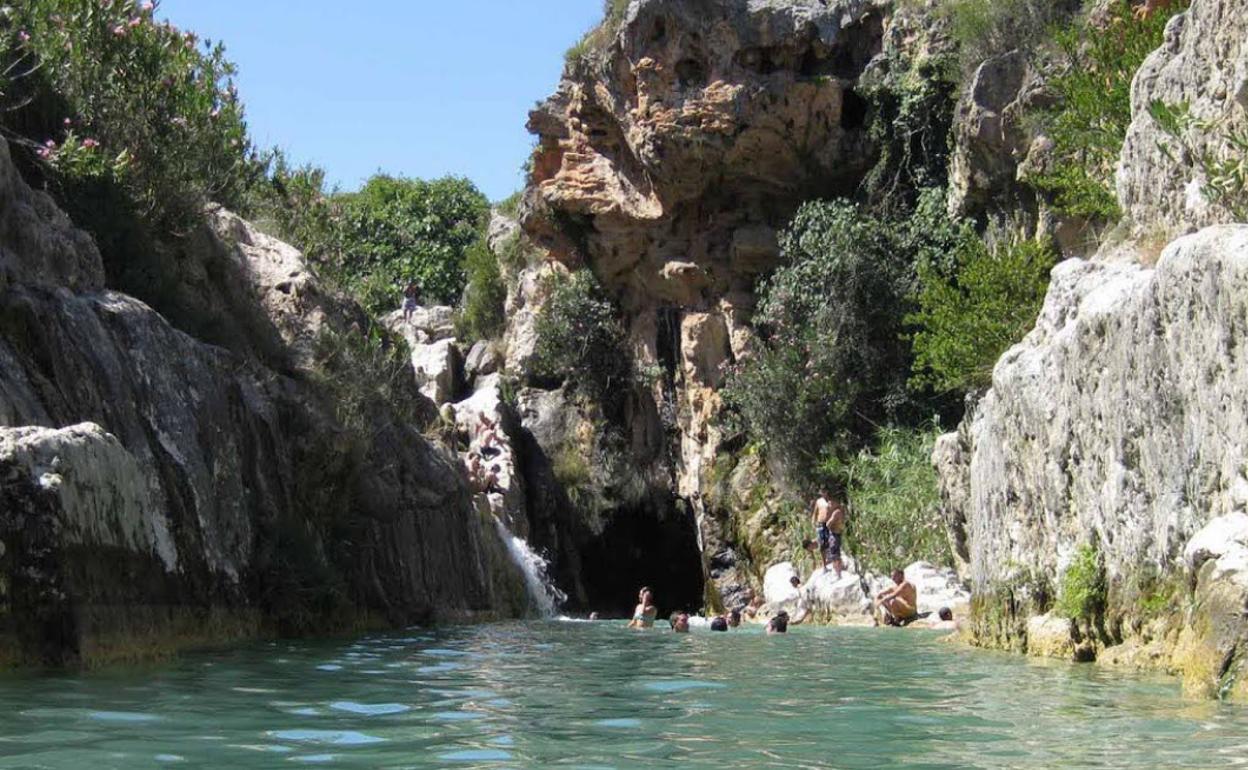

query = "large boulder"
[411, 338, 465, 405]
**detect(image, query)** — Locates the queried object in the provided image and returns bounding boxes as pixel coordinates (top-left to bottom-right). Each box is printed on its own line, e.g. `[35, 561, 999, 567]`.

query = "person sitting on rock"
[466, 452, 484, 490]
[402, 282, 420, 323]
[627, 587, 657, 629]
[766, 611, 789, 635]
[874, 568, 918, 627]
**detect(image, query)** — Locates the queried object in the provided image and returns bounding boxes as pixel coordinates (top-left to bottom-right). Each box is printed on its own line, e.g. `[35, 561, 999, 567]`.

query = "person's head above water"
[789, 575, 801, 588]
[767, 611, 789, 634]
[638, 587, 654, 605]
[938, 607, 953, 622]
[710, 616, 728, 632]
[589, 611, 600, 621]
[670, 612, 690, 632]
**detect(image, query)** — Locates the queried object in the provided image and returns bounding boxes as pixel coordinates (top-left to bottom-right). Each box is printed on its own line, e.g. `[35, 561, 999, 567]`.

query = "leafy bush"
[325, 175, 489, 314]
[456, 238, 506, 342]
[531, 269, 630, 401]
[1029, 1, 1188, 220]
[1056, 543, 1105, 620]
[1150, 100, 1248, 221]
[310, 324, 424, 436]
[722, 190, 964, 478]
[909, 233, 1057, 393]
[0, 0, 262, 271]
[939, 0, 1081, 72]
[821, 423, 950, 574]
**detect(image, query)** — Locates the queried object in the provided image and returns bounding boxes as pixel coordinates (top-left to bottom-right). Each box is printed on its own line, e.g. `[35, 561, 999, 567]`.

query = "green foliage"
[1029, 1, 1187, 220]
[722, 190, 964, 479]
[0, 0, 262, 271]
[251, 152, 339, 257]
[909, 233, 1057, 393]
[1150, 99, 1248, 220]
[860, 51, 958, 211]
[456, 238, 506, 342]
[326, 175, 489, 313]
[310, 324, 424, 437]
[531, 269, 630, 401]
[1056, 543, 1106, 620]
[821, 423, 950, 574]
[939, 0, 1081, 72]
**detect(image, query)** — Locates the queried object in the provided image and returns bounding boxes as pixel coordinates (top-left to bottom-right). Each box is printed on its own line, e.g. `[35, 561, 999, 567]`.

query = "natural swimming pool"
[0, 620, 1244, 768]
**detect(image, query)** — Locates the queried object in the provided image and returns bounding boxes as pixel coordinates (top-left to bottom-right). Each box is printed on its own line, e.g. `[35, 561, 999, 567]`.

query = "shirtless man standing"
[810, 490, 846, 578]
[874, 568, 918, 626]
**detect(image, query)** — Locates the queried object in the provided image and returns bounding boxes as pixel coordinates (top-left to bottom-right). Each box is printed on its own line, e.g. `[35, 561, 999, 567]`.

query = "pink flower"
[112, 24, 127, 36]
[128, 17, 142, 27]
[83, 138, 100, 149]
[140, 1, 155, 10]
[36, 147, 50, 159]
[44, 139, 56, 148]
[63, 117, 72, 126]
[17, 30, 30, 43]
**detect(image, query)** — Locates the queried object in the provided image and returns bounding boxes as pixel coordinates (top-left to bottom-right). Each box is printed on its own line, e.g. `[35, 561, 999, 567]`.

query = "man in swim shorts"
[874, 568, 918, 626]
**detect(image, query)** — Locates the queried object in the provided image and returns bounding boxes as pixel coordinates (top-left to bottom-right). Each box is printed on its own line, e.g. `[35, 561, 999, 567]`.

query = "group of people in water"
[617, 491, 950, 632]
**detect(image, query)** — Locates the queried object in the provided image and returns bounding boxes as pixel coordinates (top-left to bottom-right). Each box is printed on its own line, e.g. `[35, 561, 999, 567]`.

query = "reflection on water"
[0, 621, 1245, 769]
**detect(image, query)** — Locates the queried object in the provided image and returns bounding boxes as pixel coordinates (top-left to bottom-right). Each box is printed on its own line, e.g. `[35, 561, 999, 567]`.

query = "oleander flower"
[83, 138, 100, 149]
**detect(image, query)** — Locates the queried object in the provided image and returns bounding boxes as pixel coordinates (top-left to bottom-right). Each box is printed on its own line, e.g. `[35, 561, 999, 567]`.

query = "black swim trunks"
[817, 522, 830, 550]
[827, 531, 843, 560]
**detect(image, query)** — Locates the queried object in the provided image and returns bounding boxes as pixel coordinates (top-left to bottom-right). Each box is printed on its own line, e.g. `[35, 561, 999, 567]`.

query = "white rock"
[938, 225, 1248, 600]
[0, 423, 177, 571]
[411, 338, 463, 405]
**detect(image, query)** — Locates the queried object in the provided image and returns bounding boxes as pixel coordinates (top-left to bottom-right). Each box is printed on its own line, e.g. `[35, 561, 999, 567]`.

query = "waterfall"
[493, 519, 566, 617]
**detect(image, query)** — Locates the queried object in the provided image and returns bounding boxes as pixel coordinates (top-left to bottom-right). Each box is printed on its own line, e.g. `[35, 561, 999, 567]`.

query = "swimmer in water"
[670, 611, 690, 633]
[627, 587, 657, 629]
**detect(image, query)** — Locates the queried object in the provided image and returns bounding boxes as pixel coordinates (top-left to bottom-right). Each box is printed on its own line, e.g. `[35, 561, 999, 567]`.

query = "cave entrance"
[575, 498, 705, 617]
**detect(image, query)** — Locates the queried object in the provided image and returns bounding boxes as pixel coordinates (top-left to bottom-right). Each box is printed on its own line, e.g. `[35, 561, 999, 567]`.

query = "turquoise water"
[0, 621, 1245, 769]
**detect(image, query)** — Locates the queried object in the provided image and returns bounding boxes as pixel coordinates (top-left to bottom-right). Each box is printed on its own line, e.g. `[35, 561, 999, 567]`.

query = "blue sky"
[158, 1, 603, 201]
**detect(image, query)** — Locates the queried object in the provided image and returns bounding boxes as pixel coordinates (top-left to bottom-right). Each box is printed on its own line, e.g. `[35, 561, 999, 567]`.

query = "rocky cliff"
[936, 0, 1248, 701]
[0, 140, 528, 666]
[514, 0, 946, 610]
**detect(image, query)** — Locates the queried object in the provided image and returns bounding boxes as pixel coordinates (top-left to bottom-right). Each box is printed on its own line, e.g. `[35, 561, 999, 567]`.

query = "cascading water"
[493, 518, 566, 617]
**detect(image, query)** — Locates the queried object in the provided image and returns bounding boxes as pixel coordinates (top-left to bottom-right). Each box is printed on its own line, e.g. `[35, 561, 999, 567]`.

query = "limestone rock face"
[0, 141, 527, 664]
[525, 0, 885, 309]
[947, 51, 1032, 218]
[411, 338, 465, 405]
[1118, 0, 1248, 235]
[937, 225, 1248, 695]
[1, 423, 176, 572]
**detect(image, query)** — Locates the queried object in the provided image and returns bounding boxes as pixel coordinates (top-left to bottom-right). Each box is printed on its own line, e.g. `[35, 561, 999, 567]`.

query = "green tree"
[821, 423, 951, 574]
[722, 191, 964, 478]
[456, 238, 507, 342]
[1029, 0, 1188, 220]
[909, 235, 1056, 393]
[327, 175, 489, 314]
[531, 269, 630, 402]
